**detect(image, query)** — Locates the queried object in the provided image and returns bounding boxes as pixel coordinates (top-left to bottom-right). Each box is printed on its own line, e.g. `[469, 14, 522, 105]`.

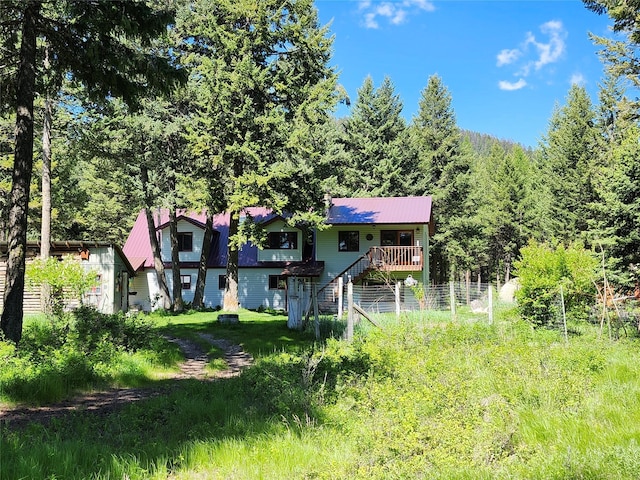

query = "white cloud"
[570, 73, 586, 86]
[496, 20, 567, 90]
[522, 21, 566, 70]
[497, 48, 521, 67]
[499, 79, 527, 91]
[364, 12, 378, 29]
[358, 0, 435, 28]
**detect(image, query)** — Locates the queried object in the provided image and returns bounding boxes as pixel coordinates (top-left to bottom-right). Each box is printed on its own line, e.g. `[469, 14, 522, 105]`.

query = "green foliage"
[73, 306, 156, 355]
[0, 308, 164, 403]
[539, 84, 598, 242]
[514, 241, 598, 327]
[341, 76, 409, 197]
[25, 255, 97, 316]
[6, 311, 640, 478]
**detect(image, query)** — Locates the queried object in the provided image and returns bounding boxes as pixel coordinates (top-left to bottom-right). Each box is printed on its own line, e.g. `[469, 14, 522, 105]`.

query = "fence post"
[347, 281, 354, 342]
[337, 276, 344, 319]
[488, 284, 493, 324]
[465, 270, 471, 306]
[395, 281, 401, 318]
[450, 281, 456, 320]
[313, 282, 320, 339]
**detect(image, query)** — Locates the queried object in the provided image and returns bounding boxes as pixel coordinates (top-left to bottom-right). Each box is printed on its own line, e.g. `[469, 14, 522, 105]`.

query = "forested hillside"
[1, 0, 639, 297]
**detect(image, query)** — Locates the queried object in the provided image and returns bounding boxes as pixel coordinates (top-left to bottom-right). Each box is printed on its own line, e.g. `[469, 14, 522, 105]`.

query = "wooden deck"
[368, 246, 423, 271]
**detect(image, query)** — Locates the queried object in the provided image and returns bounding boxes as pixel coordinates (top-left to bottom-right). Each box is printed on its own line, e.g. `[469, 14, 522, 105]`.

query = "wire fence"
[317, 281, 496, 317]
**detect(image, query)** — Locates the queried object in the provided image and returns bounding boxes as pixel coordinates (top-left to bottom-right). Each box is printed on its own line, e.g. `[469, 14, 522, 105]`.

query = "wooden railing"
[368, 246, 423, 271]
[318, 246, 423, 296]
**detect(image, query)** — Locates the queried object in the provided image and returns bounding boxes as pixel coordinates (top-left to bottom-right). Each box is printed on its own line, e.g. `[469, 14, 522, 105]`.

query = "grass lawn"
[3, 306, 640, 479]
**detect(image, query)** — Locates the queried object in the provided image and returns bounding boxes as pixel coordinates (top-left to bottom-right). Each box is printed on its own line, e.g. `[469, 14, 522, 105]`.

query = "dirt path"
[0, 334, 253, 429]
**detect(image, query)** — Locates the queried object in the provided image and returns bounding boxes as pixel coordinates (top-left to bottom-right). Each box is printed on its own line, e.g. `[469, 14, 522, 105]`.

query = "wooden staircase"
[317, 246, 423, 312]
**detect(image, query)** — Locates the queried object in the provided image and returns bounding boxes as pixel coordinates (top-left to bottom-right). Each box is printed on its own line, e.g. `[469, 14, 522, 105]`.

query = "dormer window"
[266, 232, 297, 250]
[177, 232, 193, 252]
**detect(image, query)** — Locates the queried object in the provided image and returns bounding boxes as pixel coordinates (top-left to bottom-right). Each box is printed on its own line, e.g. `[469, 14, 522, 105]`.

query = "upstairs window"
[177, 232, 193, 252]
[266, 232, 298, 249]
[338, 231, 359, 252]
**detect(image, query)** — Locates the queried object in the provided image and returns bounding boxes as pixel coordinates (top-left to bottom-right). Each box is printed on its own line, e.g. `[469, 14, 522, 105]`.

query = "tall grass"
[3, 307, 640, 478]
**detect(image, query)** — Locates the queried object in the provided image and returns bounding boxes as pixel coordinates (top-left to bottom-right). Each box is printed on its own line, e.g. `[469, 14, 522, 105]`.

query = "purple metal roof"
[123, 196, 433, 271]
[327, 196, 432, 225]
[123, 208, 276, 270]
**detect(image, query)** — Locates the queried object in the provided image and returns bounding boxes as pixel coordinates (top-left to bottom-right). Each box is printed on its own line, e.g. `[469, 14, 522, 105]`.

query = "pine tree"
[0, 1, 184, 342]
[588, 69, 640, 285]
[410, 74, 474, 281]
[341, 76, 409, 197]
[539, 84, 598, 243]
[177, 0, 337, 311]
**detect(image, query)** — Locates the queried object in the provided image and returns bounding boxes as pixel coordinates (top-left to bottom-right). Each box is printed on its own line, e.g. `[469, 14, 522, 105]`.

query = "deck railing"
[318, 246, 423, 300]
[368, 246, 423, 271]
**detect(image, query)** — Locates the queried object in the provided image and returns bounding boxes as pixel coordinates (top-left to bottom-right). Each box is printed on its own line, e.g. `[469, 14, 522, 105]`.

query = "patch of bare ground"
[0, 333, 253, 429]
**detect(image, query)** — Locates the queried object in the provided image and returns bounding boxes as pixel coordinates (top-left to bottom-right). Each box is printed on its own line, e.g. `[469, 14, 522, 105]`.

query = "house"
[0, 241, 135, 315]
[122, 196, 433, 313]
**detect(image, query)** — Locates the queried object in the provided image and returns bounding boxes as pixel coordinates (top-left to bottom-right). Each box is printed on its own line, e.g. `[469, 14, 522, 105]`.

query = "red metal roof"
[327, 196, 432, 225]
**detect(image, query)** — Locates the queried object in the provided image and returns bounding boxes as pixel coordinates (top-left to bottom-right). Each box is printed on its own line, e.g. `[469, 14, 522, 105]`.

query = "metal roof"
[123, 196, 433, 271]
[327, 196, 433, 225]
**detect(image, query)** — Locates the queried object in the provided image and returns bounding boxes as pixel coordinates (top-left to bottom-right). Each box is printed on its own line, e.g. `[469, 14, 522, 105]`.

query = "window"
[218, 275, 226, 290]
[180, 274, 191, 290]
[381, 230, 413, 246]
[269, 275, 287, 290]
[338, 231, 359, 252]
[177, 232, 193, 252]
[266, 231, 298, 249]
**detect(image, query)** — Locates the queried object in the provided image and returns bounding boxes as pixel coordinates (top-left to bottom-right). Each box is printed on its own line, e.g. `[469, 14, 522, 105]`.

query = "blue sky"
[314, 0, 615, 148]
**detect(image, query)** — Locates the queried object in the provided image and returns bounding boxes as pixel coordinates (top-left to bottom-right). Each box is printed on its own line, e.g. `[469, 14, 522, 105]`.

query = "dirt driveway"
[0, 333, 253, 429]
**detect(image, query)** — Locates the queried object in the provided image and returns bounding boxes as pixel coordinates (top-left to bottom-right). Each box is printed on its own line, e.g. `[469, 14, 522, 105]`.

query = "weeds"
[4, 310, 640, 479]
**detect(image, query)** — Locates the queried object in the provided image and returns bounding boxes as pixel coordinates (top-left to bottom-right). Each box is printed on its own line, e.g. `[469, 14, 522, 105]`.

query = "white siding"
[160, 219, 205, 263]
[315, 224, 425, 287]
[238, 268, 288, 310]
[257, 220, 302, 262]
[139, 267, 288, 311]
[129, 269, 159, 312]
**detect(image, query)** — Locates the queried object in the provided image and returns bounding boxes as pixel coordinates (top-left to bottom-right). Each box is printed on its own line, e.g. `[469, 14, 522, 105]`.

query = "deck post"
[347, 281, 354, 341]
[338, 276, 344, 319]
[395, 281, 401, 318]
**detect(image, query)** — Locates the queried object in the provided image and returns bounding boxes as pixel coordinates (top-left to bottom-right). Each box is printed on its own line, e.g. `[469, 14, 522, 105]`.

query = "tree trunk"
[193, 213, 213, 309]
[1, 3, 40, 344]
[169, 208, 184, 313]
[140, 166, 171, 310]
[40, 96, 53, 314]
[223, 213, 240, 312]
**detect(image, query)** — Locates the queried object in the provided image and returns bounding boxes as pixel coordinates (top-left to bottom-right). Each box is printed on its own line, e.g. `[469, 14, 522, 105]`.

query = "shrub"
[25, 255, 97, 316]
[514, 241, 598, 327]
[73, 306, 157, 354]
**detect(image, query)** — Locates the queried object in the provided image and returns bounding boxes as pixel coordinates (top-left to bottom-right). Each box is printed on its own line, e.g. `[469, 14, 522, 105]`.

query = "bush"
[73, 306, 157, 354]
[514, 241, 598, 327]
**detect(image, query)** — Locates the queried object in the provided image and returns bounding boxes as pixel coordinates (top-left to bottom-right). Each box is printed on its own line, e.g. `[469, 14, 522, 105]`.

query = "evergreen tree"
[539, 84, 598, 243]
[588, 70, 640, 285]
[476, 143, 541, 281]
[0, 1, 184, 343]
[341, 76, 409, 197]
[410, 74, 474, 281]
[177, 0, 338, 311]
